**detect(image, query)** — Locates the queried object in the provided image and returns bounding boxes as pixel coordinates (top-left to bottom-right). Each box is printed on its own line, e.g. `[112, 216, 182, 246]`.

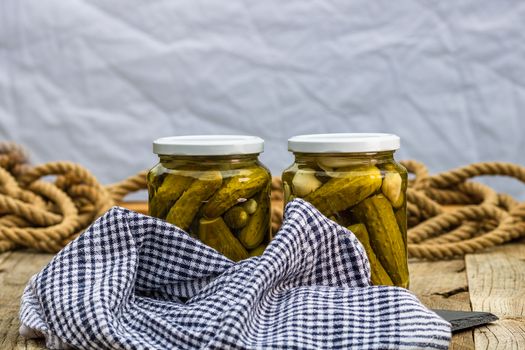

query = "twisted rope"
[0, 142, 524, 260]
[403, 161, 525, 259]
[0, 143, 146, 253]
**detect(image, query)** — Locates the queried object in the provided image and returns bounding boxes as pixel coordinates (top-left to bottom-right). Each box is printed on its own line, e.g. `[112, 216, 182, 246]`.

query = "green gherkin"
[199, 216, 248, 261]
[238, 192, 269, 249]
[242, 199, 258, 214]
[348, 223, 393, 286]
[353, 194, 409, 288]
[202, 167, 269, 218]
[394, 208, 407, 246]
[223, 206, 249, 229]
[166, 171, 222, 230]
[149, 174, 194, 218]
[248, 244, 266, 257]
[304, 165, 382, 216]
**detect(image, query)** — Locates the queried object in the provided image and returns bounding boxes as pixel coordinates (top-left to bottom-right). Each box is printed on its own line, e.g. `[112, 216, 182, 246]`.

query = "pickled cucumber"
[147, 166, 164, 198]
[224, 206, 249, 229]
[149, 174, 194, 218]
[242, 199, 258, 214]
[148, 155, 272, 260]
[238, 191, 270, 249]
[353, 194, 408, 287]
[202, 167, 269, 218]
[304, 165, 382, 216]
[317, 157, 358, 169]
[395, 208, 407, 246]
[165, 171, 222, 230]
[283, 182, 292, 203]
[249, 244, 266, 257]
[198, 216, 248, 261]
[348, 223, 393, 286]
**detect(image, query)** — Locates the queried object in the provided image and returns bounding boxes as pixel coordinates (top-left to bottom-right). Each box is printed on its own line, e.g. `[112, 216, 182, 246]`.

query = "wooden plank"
[474, 319, 525, 350]
[2, 229, 523, 350]
[0, 251, 53, 350]
[466, 241, 525, 350]
[409, 258, 474, 350]
[3, 253, 475, 350]
[0, 251, 13, 266]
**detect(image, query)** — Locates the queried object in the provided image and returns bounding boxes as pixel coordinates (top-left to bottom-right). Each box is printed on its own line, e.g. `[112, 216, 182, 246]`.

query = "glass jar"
[282, 133, 408, 288]
[148, 135, 272, 261]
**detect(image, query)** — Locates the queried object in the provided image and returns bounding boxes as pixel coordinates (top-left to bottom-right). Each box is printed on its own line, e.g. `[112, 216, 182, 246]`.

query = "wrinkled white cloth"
[2, 1, 524, 200]
[20, 199, 450, 349]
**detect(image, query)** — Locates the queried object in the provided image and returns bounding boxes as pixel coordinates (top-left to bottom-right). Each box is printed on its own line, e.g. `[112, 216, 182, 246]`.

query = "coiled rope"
[0, 143, 146, 253]
[1, 142, 524, 260]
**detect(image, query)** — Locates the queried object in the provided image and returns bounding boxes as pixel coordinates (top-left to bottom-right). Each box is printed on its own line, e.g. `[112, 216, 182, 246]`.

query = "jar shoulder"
[148, 159, 272, 184]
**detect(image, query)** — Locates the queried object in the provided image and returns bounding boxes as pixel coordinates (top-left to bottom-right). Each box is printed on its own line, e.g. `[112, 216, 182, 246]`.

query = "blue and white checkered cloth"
[20, 199, 451, 349]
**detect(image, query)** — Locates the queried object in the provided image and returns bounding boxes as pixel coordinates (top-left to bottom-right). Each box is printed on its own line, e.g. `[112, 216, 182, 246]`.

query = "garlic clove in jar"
[381, 172, 404, 208]
[292, 169, 322, 197]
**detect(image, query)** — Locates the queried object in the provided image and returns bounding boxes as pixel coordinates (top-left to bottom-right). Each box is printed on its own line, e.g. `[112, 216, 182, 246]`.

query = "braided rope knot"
[0, 142, 524, 260]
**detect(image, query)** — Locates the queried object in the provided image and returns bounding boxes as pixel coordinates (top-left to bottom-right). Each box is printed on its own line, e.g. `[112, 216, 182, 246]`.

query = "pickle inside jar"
[282, 157, 409, 287]
[148, 163, 271, 261]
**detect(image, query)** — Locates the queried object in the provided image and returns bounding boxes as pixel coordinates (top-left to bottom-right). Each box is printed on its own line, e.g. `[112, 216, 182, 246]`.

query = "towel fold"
[20, 199, 450, 349]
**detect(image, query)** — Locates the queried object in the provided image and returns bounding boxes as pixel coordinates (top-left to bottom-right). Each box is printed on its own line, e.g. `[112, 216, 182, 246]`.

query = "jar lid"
[288, 133, 400, 153]
[153, 135, 264, 156]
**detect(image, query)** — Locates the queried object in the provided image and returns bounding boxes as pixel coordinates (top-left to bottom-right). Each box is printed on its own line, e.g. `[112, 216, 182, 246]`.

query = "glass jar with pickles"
[282, 133, 408, 288]
[148, 135, 272, 261]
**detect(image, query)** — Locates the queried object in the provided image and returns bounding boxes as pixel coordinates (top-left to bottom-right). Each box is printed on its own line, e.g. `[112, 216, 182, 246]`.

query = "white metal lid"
[288, 133, 400, 153]
[153, 135, 264, 156]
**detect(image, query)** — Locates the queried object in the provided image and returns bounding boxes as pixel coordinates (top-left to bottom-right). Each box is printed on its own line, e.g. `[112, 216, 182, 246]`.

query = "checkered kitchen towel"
[20, 199, 451, 349]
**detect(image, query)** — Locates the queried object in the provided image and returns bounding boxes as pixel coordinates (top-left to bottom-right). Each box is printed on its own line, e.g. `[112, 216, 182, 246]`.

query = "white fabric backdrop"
[1, 0, 524, 199]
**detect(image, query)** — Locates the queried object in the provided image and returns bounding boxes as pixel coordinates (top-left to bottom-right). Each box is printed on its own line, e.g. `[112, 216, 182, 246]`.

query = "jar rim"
[288, 133, 400, 153]
[153, 135, 264, 156]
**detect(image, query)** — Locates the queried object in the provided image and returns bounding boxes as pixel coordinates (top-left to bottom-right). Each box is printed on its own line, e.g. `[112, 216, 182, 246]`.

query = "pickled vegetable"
[198, 216, 248, 261]
[283, 182, 292, 203]
[149, 174, 194, 218]
[224, 206, 249, 229]
[148, 138, 272, 262]
[318, 157, 358, 169]
[238, 191, 270, 249]
[395, 208, 407, 246]
[202, 167, 269, 218]
[249, 244, 266, 257]
[348, 223, 393, 286]
[242, 199, 258, 214]
[147, 166, 164, 198]
[304, 165, 382, 216]
[382, 164, 404, 208]
[353, 194, 408, 287]
[165, 171, 222, 230]
[292, 169, 322, 196]
[283, 136, 408, 288]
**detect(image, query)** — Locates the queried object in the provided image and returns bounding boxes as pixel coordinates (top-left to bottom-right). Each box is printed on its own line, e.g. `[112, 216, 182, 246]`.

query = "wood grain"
[4, 252, 477, 350]
[474, 319, 525, 350]
[0, 251, 53, 350]
[409, 258, 474, 350]
[1, 203, 524, 350]
[466, 241, 525, 350]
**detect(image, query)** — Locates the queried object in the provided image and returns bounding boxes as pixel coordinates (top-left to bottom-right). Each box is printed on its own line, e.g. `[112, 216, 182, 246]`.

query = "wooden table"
[1, 205, 524, 349]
